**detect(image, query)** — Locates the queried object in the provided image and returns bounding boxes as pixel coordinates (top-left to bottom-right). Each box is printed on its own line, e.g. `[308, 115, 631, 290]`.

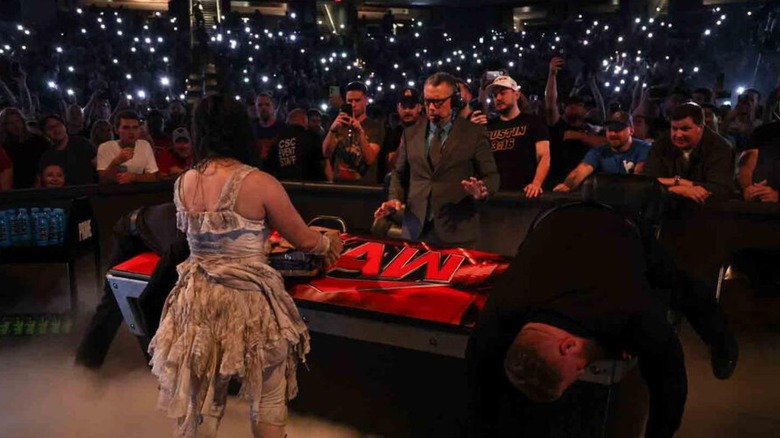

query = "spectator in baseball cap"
[381, 87, 424, 182]
[553, 110, 651, 192]
[156, 127, 193, 178]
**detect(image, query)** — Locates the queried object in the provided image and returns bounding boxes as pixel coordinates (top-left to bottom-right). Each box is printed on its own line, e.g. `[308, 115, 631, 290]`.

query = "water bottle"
[0, 210, 11, 247]
[24, 316, 36, 335]
[16, 208, 31, 246]
[49, 316, 61, 334]
[11, 316, 24, 335]
[37, 209, 50, 246]
[36, 316, 49, 335]
[54, 208, 66, 244]
[29, 208, 40, 245]
[47, 208, 59, 246]
[61, 317, 72, 334]
[8, 209, 19, 246]
[0, 316, 10, 336]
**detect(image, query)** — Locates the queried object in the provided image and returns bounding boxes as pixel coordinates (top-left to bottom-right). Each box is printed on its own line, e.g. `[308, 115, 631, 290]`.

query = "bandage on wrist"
[309, 233, 331, 256]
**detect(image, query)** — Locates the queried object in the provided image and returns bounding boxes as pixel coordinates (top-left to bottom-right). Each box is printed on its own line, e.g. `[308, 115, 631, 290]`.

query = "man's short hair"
[345, 81, 368, 96]
[744, 88, 761, 100]
[701, 103, 718, 112]
[694, 87, 714, 103]
[669, 87, 692, 100]
[425, 72, 458, 93]
[114, 110, 140, 128]
[504, 330, 564, 402]
[286, 108, 308, 126]
[306, 109, 322, 118]
[41, 113, 65, 128]
[563, 95, 585, 107]
[256, 92, 275, 105]
[455, 78, 471, 95]
[670, 102, 705, 126]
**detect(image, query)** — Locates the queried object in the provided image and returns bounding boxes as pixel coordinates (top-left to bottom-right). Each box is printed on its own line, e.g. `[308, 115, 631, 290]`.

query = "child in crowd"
[39, 163, 66, 188]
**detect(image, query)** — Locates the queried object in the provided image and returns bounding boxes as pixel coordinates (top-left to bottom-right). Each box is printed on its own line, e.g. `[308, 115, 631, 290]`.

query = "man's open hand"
[462, 177, 489, 200]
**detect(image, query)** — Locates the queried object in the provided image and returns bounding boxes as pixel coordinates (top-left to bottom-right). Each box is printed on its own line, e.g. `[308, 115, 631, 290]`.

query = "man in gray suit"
[375, 72, 500, 248]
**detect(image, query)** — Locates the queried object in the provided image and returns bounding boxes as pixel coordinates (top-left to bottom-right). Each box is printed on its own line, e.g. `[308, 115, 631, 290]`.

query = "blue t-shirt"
[582, 139, 651, 175]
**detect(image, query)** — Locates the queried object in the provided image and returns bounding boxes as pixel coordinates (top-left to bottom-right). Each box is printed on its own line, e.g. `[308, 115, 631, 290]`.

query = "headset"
[424, 72, 463, 126]
[442, 72, 463, 111]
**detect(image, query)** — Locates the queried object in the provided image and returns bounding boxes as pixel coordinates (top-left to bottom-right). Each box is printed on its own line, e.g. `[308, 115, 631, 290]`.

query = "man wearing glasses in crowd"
[376, 72, 499, 249]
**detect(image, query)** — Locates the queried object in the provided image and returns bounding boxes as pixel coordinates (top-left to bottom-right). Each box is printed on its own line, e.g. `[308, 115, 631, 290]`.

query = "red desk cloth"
[109, 236, 509, 328]
[112, 252, 160, 277]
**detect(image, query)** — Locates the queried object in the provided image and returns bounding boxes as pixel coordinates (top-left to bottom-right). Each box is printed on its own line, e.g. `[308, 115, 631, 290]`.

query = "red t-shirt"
[0, 147, 11, 172]
[152, 135, 173, 155]
[156, 149, 192, 175]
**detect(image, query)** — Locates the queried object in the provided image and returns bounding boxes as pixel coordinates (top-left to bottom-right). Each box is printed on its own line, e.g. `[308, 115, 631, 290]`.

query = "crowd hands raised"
[0, 3, 779, 210]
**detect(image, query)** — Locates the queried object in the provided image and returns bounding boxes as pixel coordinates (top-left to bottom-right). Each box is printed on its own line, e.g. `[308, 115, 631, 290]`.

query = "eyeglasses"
[424, 94, 453, 108]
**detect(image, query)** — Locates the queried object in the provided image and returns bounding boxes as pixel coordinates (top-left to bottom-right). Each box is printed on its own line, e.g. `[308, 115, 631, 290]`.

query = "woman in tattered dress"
[149, 94, 343, 438]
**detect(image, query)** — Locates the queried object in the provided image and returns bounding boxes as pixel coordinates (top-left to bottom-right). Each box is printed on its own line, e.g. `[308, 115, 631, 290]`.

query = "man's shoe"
[710, 329, 738, 380]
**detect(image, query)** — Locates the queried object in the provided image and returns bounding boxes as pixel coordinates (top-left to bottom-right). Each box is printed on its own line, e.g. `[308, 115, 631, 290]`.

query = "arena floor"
[0, 258, 778, 438]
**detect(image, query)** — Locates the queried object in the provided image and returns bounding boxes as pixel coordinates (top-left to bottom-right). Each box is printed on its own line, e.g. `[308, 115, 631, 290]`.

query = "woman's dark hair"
[191, 94, 259, 168]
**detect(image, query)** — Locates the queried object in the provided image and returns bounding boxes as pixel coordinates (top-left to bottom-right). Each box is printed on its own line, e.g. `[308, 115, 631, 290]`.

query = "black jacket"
[643, 128, 735, 196]
[466, 205, 686, 438]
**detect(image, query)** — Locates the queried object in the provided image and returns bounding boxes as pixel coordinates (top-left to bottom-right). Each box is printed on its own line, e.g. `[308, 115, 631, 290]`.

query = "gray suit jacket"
[388, 117, 500, 245]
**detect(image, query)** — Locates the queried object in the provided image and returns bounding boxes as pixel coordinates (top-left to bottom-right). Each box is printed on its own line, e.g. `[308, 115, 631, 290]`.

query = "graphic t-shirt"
[253, 120, 286, 160]
[266, 125, 326, 181]
[332, 117, 385, 183]
[582, 139, 652, 175]
[486, 113, 550, 190]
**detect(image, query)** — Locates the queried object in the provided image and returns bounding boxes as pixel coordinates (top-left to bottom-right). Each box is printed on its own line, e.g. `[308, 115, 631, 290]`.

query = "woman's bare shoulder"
[242, 168, 283, 189]
[238, 168, 287, 201]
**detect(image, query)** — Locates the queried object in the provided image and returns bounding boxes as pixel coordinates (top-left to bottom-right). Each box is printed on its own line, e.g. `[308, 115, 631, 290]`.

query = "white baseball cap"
[486, 75, 519, 93]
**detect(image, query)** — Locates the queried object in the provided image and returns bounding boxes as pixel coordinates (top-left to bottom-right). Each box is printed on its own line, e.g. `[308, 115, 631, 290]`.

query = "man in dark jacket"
[376, 72, 500, 248]
[75, 203, 187, 368]
[466, 204, 737, 438]
[642, 103, 735, 203]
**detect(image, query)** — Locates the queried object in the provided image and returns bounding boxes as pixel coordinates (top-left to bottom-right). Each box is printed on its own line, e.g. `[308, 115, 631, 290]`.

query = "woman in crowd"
[90, 119, 113, 148]
[0, 145, 12, 191]
[148, 94, 343, 438]
[0, 107, 49, 189]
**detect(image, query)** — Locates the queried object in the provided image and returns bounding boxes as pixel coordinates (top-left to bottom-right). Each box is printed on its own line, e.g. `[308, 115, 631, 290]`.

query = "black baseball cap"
[563, 95, 585, 106]
[604, 110, 633, 131]
[398, 87, 421, 107]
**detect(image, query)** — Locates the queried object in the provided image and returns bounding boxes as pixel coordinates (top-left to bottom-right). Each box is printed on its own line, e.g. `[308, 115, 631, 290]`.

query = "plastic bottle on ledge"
[30, 208, 40, 246]
[0, 210, 11, 247]
[0, 316, 10, 336]
[54, 208, 66, 244]
[16, 208, 31, 246]
[24, 316, 36, 335]
[36, 316, 49, 335]
[11, 316, 24, 335]
[47, 208, 59, 246]
[49, 316, 61, 334]
[36, 209, 49, 246]
[8, 209, 19, 246]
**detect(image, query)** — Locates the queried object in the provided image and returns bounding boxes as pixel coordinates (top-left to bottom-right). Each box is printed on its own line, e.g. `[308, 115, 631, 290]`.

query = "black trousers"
[75, 209, 165, 368]
[419, 220, 475, 249]
[644, 224, 728, 348]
